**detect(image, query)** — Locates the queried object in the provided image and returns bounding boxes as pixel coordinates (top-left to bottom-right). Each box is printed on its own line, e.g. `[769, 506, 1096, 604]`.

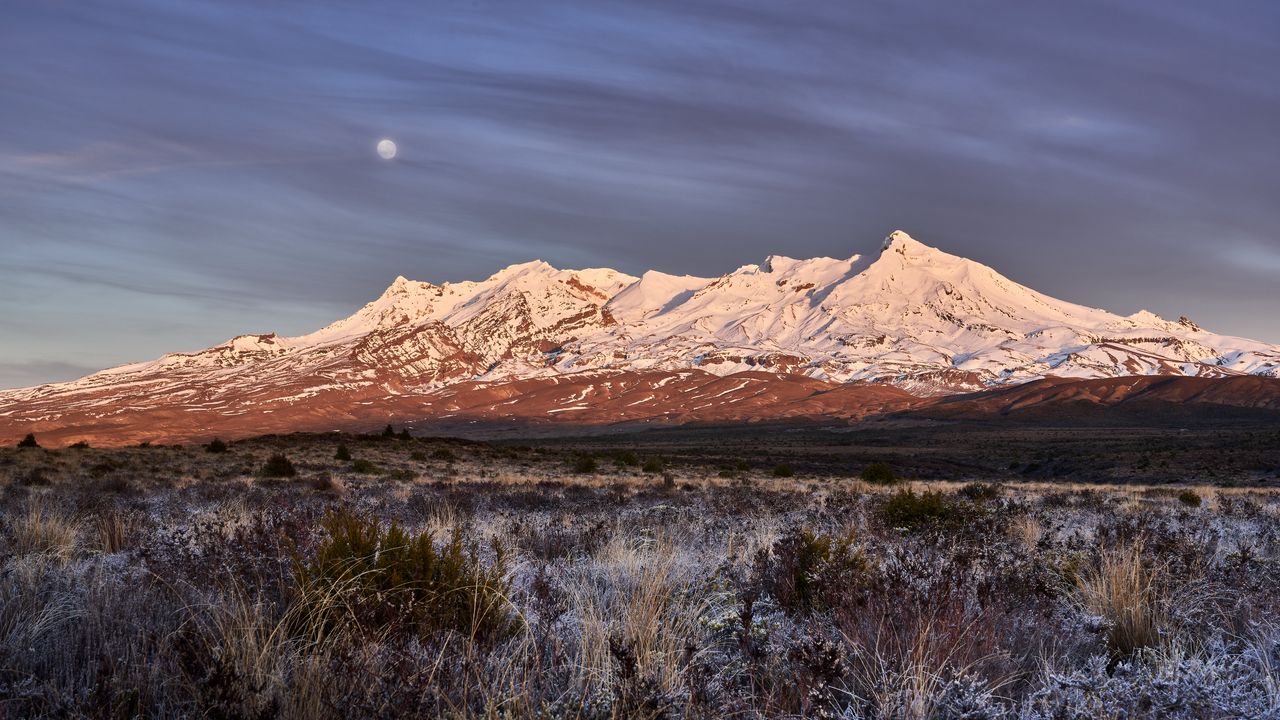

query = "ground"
[1, 427, 1279, 718]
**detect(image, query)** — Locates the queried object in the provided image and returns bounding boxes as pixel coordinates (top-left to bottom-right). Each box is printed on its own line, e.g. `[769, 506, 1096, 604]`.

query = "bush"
[381, 424, 396, 438]
[296, 509, 512, 641]
[335, 444, 352, 461]
[771, 463, 795, 478]
[757, 526, 869, 614]
[410, 450, 428, 461]
[17, 433, 39, 449]
[860, 462, 897, 485]
[614, 450, 640, 467]
[571, 454, 598, 474]
[351, 458, 380, 474]
[69, 440, 90, 449]
[881, 488, 953, 529]
[641, 457, 665, 474]
[430, 448, 457, 462]
[258, 454, 297, 478]
[204, 438, 228, 453]
[959, 482, 1001, 502]
[1177, 489, 1202, 507]
[308, 473, 343, 495]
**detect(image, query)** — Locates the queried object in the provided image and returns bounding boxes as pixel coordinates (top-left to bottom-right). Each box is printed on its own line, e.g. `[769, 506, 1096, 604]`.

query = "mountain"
[3, 230, 1278, 446]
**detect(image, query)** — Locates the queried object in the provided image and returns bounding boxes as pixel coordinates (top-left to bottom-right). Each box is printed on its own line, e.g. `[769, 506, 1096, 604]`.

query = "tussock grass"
[9, 497, 82, 564]
[564, 531, 705, 698]
[1075, 541, 1165, 660]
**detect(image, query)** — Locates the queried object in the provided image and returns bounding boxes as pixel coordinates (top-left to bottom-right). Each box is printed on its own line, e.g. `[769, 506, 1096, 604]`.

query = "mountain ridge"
[3, 230, 1278, 446]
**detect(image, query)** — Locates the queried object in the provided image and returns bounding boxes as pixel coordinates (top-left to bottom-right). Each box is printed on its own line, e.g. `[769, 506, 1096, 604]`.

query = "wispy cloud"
[2, 0, 1279, 382]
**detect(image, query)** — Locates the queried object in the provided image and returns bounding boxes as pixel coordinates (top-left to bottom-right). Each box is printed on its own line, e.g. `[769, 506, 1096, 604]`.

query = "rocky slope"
[3, 230, 1278, 445]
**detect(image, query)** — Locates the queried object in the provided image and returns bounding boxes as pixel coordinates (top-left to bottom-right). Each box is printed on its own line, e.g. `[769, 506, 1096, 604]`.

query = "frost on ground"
[0, 434, 1278, 719]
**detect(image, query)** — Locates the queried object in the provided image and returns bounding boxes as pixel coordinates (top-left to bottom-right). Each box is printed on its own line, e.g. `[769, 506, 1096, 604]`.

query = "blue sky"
[2, 1, 1278, 388]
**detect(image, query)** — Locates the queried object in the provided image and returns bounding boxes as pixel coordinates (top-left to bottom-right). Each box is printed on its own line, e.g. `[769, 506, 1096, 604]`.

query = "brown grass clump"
[96, 509, 129, 553]
[10, 497, 82, 564]
[1075, 541, 1165, 660]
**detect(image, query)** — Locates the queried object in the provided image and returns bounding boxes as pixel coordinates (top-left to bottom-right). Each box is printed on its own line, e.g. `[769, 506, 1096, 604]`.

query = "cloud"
[1, 0, 1279, 382]
[0, 361, 100, 390]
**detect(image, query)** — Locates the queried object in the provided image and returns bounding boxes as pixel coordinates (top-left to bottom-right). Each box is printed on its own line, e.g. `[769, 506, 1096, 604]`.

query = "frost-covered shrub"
[295, 509, 513, 641]
[881, 488, 954, 529]
[1022, 642, 1280, 720]
[755, 526, 869, 615]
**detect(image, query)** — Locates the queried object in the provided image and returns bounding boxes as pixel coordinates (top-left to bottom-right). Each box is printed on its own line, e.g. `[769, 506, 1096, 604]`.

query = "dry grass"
[9, 496, 82, 564]
[96, 509, 128, 553]
[1009, 514, 1043, 552]
[563, 531, 705, 697]
[0, 568, 80, 657]
[182, 579, 365, 720]
[1075, 540, 1165, 659]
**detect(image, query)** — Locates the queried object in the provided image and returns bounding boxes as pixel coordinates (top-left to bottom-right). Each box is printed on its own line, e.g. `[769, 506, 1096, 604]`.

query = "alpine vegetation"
[1, 435, 1277, 719]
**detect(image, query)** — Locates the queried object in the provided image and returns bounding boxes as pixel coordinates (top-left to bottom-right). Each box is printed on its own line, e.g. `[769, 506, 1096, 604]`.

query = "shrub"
[881, 488, 953, 529]
[17, 433, 39, 449]
[1177, 489, 1202, 507]
[18, 467, 52, 486]
[860, 462, 897, 485]
[350, 458, 379, 474]
[258, 454, 297, 478]
[295, 509, 512, 641]
[92, 474, 134, 495]
[959, 482, 1001, 502]
[771, 463, 795, 478]
[309, 473, 343, 495]
[381, 424, 396, 438]
[641, 457, 665, 474]
[410, 450, 428, 461]
[757, 526, 869, 614]
[205, 438, 229, 453]
[571, 454, 598, 474]
[335, 444, 352, 461]
[430, 448, 457, 462]
[69, 440, 90, 449]
[614, 450, 640, 467]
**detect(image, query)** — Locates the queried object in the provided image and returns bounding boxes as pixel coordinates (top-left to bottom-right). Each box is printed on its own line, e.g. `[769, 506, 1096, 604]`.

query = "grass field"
[1, 431, 1278, 718]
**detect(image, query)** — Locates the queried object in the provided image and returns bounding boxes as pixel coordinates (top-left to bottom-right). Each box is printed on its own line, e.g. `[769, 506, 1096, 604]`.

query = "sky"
[2, 0, 1278, 388]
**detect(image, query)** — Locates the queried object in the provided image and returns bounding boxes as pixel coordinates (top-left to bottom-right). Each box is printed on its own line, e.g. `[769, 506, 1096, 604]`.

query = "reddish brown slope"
[0, 369, 923, 447]
[3, 372, 1276, 448]
[923, 375, 1280, 417]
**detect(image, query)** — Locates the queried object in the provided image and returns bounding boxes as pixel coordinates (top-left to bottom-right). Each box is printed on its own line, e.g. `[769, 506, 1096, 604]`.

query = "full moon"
[376, 138, 397, 160]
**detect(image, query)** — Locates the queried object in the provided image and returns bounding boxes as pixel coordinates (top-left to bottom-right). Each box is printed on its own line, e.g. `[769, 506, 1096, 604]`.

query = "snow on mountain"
[3, 230, 1278, 440]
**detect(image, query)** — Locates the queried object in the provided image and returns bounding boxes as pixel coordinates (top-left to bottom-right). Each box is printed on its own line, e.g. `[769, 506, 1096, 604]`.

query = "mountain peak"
[881, 229, 928, 254]
[379, 274, 435, 299]
[489, 259, 556, 281]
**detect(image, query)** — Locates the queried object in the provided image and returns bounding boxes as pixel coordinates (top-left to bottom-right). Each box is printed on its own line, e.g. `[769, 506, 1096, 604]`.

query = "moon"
[376, 138, 397, 160]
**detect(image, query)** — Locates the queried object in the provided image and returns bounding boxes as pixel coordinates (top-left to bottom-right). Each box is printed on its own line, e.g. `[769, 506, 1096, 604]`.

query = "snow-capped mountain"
[3, 230, 1278, 445]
